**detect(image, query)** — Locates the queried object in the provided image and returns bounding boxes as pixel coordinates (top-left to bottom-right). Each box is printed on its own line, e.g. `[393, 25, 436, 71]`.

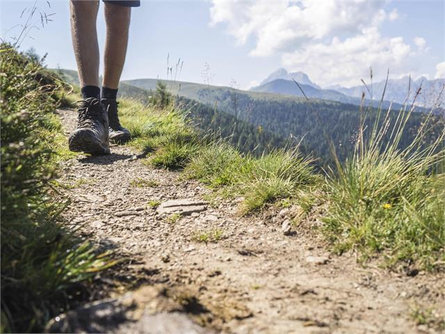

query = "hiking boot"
[101, 98, 131, 144]
[69, 97, 110, 155]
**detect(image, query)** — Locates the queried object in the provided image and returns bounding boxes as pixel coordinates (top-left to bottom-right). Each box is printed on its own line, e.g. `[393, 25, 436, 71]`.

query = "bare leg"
[103, 3, 131, 89]
[70, 0, 100, 87]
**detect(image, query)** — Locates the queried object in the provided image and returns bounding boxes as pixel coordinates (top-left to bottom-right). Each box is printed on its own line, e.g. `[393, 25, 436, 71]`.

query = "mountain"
[252, 70, 439, 112]
[334, 76, 445, 109]
[251, 79, 358, 104]
[260, 68, 320, 89]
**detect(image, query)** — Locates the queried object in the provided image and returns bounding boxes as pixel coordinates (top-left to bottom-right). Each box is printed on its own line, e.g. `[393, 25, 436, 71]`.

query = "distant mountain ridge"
[260, 68, 320, 89]
[334, 76, 445, 109]
[253, 69, 444, 110]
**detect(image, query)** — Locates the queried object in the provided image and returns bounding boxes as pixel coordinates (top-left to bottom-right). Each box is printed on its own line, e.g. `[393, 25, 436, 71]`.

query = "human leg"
[69, 0, 109, 154]
[101, 2, 132, 143]
[102, 2, 131, 89]
[70, 0, 100, 97]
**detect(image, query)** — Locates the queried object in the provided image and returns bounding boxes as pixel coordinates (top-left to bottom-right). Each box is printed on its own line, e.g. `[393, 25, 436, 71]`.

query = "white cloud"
[282, 28, 422, 87]
[435, 62, 445, 79]
[210, 0, 429, 86]
[414, 37, 426, 50]
[211, 0, 387, 57]
[388, 8, 399, 21]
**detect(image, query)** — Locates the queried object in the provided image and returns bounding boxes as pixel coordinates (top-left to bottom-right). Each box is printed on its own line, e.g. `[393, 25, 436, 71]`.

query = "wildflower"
[383, 203, 392, 209]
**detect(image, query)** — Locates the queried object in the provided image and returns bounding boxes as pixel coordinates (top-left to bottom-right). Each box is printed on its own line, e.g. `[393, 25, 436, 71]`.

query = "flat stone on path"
[157, 198, 208, 215]
[306, 256, 329, 265]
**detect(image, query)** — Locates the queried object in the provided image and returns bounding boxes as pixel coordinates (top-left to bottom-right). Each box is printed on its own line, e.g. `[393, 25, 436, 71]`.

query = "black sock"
[81, 86, 100, 99]
[102, 86, 118, 100]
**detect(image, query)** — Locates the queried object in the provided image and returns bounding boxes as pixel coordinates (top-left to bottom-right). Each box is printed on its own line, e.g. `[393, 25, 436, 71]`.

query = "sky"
[1, 0, 444, 89]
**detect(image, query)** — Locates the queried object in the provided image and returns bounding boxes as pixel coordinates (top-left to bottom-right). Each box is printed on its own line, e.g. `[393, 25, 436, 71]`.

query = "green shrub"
[1, 44, 114, 333]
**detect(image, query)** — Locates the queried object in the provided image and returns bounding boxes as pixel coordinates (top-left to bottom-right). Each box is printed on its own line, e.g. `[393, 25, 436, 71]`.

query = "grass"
[238, 150, 317, 213]
[167, 213, 182, 224]
[185, 142, 245, 187]
[148, 200, 161, 208]
[118, 99, 199, 170]
[130, 177, 159, 188]
[1, 44, 115, 333]
[192, 229, 224, 243]
[410, 304, 445, 330]
[52, 178, 95, 190]
[186, 146, 318, 214]
[323, 99, 445, 269]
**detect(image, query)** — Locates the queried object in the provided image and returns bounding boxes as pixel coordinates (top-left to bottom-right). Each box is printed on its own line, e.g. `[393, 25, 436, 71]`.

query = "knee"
[105, 4, 131, 26]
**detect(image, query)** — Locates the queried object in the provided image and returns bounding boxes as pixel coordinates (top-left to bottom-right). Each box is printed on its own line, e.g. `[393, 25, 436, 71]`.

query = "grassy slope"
[117, 83, 444, 271]
[1, 46, 114, 333]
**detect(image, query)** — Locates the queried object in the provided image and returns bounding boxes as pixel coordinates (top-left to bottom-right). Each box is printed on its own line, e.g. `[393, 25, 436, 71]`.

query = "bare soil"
[53, 109, 444, 333]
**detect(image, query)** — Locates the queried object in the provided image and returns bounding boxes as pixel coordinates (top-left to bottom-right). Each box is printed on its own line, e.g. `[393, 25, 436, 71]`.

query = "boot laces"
[77, 98, 103, 128]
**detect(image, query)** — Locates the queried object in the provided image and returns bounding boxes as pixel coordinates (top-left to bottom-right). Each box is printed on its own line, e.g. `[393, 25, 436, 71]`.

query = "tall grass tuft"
[119, 99, 199, 169]
[186, 145, 317, 213]
[185, 142, 245, 187]
[1, 44, 115, 332]
[324, 90, 445, 270]
[239, 149, 317, 213]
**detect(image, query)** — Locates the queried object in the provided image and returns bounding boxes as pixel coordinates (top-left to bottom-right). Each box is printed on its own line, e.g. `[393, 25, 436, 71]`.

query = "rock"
[306, 256, 329, 265]
[115, 211, 138, 217]
[279, 208, 289, 217]
[281, 219, 292, 235]
[46, 298, 130, 333]
[124, 312, 210, 334]
[208, 270, 222, 277]
[91, 220, 103, 229]
[157, 199, 208, 216]
[205, 214, 218, 222]
[161, 199, 208, 208]
[46, 286, 211, 334]
[184, 246, 196, 252]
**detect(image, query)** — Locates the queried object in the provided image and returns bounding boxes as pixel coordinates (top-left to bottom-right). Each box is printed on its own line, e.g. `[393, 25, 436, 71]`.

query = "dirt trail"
[51, 109, 444, 333]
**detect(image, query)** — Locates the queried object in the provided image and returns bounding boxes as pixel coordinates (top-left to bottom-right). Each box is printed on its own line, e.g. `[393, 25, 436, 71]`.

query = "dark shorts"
[103, 0, 140, 7]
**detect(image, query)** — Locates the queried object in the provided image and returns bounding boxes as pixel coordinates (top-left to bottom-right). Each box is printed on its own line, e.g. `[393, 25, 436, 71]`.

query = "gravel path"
[52, 109, 444, 334]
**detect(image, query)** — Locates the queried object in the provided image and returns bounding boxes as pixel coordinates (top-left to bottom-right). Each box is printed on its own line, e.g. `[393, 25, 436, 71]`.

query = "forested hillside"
[190, 88, 444, 164]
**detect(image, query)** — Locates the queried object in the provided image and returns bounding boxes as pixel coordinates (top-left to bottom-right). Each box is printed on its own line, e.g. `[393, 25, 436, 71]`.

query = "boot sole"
[110, 132, 131, 145]
[69, 129, 110, 155]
